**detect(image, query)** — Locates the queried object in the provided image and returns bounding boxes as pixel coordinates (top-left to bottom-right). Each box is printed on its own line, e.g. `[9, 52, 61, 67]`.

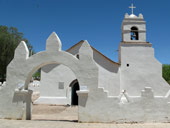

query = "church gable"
[67, 40, 120, 71]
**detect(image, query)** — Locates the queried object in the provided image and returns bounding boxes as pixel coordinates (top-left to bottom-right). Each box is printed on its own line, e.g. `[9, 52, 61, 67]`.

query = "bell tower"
[118, 4, 170, 97]
[121, 4, 146, 42]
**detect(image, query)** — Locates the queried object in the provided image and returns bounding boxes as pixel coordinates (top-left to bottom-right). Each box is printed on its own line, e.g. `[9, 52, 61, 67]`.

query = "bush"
[163, 64, 170, 85]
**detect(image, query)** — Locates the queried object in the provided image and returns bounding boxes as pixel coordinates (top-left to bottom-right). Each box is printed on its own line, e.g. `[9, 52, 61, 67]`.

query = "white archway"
[0, 32, 99, 120]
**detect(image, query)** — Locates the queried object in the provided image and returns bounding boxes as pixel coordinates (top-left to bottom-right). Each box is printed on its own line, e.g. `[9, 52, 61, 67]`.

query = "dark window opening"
[131, 27, 139, 40]
[76, 54, 79, 59]
[127, 64, 129, 67]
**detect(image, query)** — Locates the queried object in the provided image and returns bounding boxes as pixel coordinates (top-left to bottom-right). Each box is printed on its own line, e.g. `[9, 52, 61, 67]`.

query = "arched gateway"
[0, 32, 99, 120]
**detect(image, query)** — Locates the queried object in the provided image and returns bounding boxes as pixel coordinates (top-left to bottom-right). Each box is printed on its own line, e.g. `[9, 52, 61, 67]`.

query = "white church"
[34, 4, 169, 106]
[0, 4, 170, 123]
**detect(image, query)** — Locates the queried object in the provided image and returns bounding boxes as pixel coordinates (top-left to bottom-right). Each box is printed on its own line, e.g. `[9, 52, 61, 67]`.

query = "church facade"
[0, 6, 170, 123]
[76, 12, 170, 123]
[36, 40, 120, 105]
[36, 11, 169, 106]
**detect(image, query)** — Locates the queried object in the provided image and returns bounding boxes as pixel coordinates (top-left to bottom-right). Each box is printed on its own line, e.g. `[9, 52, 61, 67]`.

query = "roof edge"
[66, 40, 120, 65]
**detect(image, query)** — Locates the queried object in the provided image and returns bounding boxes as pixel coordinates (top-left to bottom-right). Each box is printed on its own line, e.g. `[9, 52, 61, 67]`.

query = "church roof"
[66, 40, 120, 65]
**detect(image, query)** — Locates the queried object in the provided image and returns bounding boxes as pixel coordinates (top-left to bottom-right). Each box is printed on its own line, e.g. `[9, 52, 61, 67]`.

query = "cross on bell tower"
[129, 4, 136, 14]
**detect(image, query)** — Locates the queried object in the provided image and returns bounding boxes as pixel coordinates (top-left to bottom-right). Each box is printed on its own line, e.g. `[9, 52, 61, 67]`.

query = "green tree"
[32, 69, 41, 80]
[0, 26, 34, 82]
[163, 64, 170, 85]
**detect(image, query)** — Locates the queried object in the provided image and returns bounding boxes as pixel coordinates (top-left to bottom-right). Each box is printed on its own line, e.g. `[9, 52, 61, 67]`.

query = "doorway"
[70, 80, 79, 105]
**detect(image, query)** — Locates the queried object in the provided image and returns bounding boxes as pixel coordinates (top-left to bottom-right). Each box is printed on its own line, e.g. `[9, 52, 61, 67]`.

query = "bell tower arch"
[130, 26, 139, 40]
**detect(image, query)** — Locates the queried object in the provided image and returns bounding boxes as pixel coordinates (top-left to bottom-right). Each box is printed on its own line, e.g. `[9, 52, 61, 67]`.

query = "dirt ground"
[1, 104, 170, 128]
[31, 92, 78, 121]
[32, 104, 78, 122]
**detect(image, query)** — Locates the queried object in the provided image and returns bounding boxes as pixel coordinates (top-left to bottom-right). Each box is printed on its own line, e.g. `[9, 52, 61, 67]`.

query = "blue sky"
[0, 0, 170, 64]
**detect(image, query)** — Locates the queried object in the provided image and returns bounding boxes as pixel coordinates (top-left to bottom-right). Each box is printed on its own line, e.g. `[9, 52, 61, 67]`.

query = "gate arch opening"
[24, 61, 80, 120]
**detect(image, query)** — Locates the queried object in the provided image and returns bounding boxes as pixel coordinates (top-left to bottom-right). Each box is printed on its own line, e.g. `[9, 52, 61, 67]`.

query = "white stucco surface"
[120, 43, 170, 96]
[78, 87, 170, 123]
[35, 64, 76, 104]
[40, 64, 75, 97]
[93, 51, 120, 96]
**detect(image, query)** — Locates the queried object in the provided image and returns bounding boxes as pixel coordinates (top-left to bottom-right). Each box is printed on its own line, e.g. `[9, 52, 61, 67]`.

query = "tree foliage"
[32, 69, 41, 80]
[163, 64, 170, 85]
[0, 26, 34, 82]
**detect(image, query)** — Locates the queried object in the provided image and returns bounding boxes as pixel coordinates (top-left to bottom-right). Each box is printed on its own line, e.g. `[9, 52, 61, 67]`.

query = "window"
[130, 26, 139, 40]
[127, 64, 129, 67]
[58, 82, 64, 89]
[76, 54, 79, 59]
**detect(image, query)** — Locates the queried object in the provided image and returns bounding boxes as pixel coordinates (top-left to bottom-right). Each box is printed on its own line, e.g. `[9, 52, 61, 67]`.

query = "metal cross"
[129, 4, 136, 14]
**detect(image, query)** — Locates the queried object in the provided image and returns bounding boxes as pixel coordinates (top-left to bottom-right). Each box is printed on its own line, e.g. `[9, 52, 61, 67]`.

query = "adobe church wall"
[78, 87, 170, 123]
[35, 64, 76, 104]
[93, 50, 120, 96]
[120, 44, 170, 96]
[40, 64, 76, 97]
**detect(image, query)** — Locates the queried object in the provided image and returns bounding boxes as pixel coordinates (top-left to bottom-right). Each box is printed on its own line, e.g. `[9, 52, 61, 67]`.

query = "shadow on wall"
[42, 64, 59, 73]
[93, 51, 119, 73]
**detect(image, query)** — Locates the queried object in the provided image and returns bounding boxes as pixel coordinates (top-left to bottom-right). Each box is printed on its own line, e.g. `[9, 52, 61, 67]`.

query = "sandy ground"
[32, 104, 78, 121]
[1, 104, 170, 128]
[31, 92, 78, 121]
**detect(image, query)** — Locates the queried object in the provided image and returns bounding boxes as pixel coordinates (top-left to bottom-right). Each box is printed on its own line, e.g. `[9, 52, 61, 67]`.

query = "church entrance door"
[71, 82, 79, 105]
